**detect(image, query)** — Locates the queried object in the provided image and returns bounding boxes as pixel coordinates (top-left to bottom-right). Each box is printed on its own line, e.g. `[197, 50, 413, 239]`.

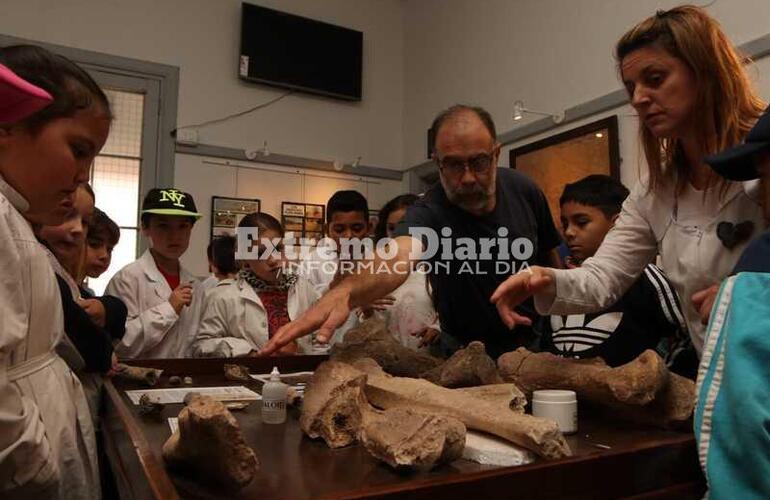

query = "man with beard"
[262, 105, 561, 358]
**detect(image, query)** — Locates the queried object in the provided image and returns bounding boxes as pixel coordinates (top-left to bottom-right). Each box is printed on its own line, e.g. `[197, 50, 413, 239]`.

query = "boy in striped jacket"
[540, 175, 695, 378]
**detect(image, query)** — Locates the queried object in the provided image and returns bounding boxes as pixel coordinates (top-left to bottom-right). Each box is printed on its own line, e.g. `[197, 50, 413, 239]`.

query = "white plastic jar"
[531, 390, 578, 434]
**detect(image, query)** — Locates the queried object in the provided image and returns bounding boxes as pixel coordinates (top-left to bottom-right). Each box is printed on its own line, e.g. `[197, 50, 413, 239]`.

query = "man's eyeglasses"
[435, 151, 496, 176]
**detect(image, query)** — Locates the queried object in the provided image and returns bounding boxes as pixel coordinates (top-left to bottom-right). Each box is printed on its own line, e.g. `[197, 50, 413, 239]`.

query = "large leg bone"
[360, 408, 466, 471]
[498, 348, 695, 429]
[422, 341, 504, 388]
[351, 359, 570, 460]
[456, 384, 527, 413]
[330, 318, 442, 377]
[162, 395, 258, 489]
[498, 348, 668, 406]
[299, 361, 369, 448]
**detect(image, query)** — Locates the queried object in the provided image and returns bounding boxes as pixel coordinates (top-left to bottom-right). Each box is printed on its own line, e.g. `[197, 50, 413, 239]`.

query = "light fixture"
[595, 132, 604, 138]
[512, 100, 565, 124]
[351, 156, 362, 168]
[245, 140, 270, 160]
[513, 100, 525, 121]
[332, 160, 344, 171]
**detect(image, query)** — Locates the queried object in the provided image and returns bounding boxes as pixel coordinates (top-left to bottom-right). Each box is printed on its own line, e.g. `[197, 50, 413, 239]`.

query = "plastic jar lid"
[532, 389, 577, 403]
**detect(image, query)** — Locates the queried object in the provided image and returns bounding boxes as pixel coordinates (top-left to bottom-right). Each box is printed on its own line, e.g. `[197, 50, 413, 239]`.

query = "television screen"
[239, 3, 363, 101]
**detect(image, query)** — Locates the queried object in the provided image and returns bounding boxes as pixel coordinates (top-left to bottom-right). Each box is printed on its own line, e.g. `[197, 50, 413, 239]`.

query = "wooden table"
[102, 357, 705, 499]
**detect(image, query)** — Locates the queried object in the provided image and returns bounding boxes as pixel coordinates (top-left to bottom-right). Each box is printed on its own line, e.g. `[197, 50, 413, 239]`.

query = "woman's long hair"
[615, 5, 765, 192]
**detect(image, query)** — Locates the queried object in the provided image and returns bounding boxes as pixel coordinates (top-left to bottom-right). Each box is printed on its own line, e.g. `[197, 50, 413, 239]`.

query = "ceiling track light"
[513, 100, 565, 124]
[245, 140, 270, 160]
[331, 156, 361, 171]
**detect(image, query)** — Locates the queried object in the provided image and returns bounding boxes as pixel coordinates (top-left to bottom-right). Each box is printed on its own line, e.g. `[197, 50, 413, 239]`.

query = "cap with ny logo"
[141, 188, 202, 219]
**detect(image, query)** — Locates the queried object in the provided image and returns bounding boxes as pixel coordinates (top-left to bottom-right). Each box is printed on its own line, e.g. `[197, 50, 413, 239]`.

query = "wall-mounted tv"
[239, 3, 363, 101]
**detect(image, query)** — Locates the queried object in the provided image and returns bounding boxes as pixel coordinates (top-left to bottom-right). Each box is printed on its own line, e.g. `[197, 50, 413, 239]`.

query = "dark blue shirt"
[393, 168, 560, 358]
[733, 229, 770, 274]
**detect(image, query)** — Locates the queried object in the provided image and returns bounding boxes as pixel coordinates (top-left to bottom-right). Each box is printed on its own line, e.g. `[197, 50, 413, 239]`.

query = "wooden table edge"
[104, 379, 180, 500]
[324, 432, 699, 499]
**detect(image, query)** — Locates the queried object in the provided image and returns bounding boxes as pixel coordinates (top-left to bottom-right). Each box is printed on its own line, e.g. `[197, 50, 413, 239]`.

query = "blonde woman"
[492, 5, 766, 355]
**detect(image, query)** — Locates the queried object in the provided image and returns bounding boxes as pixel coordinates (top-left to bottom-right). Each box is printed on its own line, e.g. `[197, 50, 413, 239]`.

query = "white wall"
[402, 0, 770, 184]
[0, 0, 405, 168]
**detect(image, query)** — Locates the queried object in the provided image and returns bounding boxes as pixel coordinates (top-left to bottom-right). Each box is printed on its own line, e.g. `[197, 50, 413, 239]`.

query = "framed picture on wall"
[281, 202, 326, 242]
[510, 116, 620, 229]
[282, 202, 306, 218]
[283, 216, 305, 232]
[305, 204, 324, 219]
[210, 196, 261, 241]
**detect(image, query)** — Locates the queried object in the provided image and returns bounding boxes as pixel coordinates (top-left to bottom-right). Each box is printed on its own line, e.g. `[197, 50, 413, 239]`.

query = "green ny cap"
[141, 188, 202, 219]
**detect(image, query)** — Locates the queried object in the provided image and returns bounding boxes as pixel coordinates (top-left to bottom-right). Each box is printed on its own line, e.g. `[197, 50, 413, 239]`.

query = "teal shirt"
[695, 272, 770, 499]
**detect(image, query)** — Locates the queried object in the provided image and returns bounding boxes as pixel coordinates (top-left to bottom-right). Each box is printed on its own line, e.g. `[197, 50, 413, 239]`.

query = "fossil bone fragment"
[330, 318, 442, 377]
[162, 394, 258, 489]
[113, 363, 163, 386]
[360, 408, 466, 471]
[422, 341, 504, 388]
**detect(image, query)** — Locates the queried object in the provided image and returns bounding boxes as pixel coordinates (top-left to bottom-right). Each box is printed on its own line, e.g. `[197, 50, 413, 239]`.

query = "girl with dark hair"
[0, 45, 111, 499]
[194, 212, 318, 356]
[374, 194, 418, 241]
[207, 235, 238, 280]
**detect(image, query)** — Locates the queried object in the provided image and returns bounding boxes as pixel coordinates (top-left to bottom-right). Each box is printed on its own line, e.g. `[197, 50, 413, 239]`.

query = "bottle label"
[263, 400, 285, 411]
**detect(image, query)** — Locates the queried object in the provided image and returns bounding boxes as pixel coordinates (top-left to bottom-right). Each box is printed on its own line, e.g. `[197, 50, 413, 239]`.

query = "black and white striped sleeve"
[642, 263, 690, 363]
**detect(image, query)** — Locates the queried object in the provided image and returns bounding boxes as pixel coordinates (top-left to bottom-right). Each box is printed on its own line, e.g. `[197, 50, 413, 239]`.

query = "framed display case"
[281, 201, 325, 242]
[210, 196, 261, 240]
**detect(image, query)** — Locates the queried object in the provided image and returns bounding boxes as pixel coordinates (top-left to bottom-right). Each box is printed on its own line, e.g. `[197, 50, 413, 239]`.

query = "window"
[87, 89, 145, 295]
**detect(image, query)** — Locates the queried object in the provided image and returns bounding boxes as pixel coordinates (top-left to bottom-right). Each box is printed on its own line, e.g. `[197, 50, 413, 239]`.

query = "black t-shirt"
[57, 276, 114, 373]
[80, 286, 128, 341]
[393, 168, 560, 358]
[540, 263, 696, 378]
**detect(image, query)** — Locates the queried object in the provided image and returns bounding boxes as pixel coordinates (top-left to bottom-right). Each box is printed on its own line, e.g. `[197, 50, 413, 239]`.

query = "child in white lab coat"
[194, 212, 317, 356]
[106, 188, 203, 359]
[0, 45, 111, 500]
[37, 183, 116, 375]
[374, 194, 441, 351]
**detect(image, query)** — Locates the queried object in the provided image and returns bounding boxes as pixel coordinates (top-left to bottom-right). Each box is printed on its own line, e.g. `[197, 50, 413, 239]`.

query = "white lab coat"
[384, 269, 441, 351]
[299, 239, 338, 296]
[0, 178, 99, 499]
[537, 177, 763, 354]
[106, 249, 203, 359]
[299, 244, 359, 346]
[193, 276, 318, 356]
